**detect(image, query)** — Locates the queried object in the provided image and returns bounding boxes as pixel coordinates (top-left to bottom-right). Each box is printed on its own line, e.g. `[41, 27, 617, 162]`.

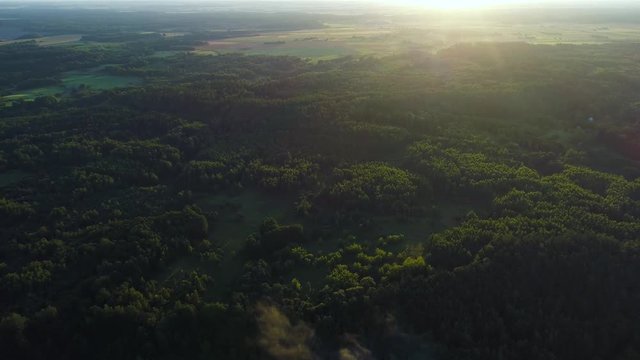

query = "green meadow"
[1, 66, 140, 105]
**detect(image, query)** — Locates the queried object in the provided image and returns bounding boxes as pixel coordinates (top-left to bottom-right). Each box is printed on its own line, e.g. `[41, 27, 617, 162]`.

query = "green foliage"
[327, 264, 359, 289]
[181, 159, 244, 190]
[247, 158, 319, 191]
[0, 197, 35, 225]
[327, 162, 417, 213]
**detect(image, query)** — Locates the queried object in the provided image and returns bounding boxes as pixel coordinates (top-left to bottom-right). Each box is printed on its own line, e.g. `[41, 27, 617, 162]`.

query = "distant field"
[195, 25, 391, 60]
[195, 22, 640, 60]
[62, 68, 140, 89]
[1, 66, 140, 105]
[0, 34, 82, 46]
[150, 50, 185, 58]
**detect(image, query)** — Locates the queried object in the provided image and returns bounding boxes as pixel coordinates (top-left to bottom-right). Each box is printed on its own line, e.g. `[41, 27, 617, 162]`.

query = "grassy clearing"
[197, 190, 295, 252]
[244, 42, 354, 58]
[0, 34, 81, 46]
[159, 190, 296, 298]
[36, 34, 82, 46]
[68, 42, 121, 51]
[62, 69, 140, 89]
[192, 49, 219, 56]
[1, 88, 63, 106]
[150, 50, 185, 58]
[1, 66, 141, 105]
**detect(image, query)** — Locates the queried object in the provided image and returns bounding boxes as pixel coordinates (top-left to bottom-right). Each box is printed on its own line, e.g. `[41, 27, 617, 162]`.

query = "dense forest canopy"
[1, 3, 640, 360]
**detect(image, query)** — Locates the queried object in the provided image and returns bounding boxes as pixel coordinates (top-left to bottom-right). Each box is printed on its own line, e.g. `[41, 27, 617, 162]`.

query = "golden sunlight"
[399, 0, 531, 9]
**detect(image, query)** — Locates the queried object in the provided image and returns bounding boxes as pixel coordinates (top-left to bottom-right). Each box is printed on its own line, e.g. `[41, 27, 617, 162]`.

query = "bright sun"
[396, 0, 529, 9]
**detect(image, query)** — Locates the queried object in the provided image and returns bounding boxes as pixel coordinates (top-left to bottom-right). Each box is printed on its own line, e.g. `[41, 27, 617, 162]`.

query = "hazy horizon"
[6, 0, 640, 7]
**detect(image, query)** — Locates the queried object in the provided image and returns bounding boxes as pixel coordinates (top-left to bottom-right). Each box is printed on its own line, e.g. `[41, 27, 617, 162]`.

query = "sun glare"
[397, 0, 529, 9]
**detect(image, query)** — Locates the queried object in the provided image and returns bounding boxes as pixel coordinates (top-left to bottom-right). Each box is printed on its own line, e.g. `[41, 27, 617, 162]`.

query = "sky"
[394, 0, 541, 8]
[386, 0, 639, 9]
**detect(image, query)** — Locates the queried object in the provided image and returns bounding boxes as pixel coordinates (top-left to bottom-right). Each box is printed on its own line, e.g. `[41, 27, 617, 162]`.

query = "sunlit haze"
[393, 0, 533, 9]
[387, 0, 639, 9]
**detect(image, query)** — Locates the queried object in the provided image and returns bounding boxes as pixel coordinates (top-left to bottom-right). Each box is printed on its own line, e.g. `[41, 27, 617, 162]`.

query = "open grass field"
[0, 34, 82, 46]
[150, 50, 185, 58]
[197, 190, 295, 253]
[195, 25, 392, 59]
[61, 67, 141, 89]
[1, 66, 141, 105]
[155, 190, 298, 299]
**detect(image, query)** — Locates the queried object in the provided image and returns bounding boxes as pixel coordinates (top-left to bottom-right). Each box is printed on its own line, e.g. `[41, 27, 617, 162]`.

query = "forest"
[1, 3, 640, 360]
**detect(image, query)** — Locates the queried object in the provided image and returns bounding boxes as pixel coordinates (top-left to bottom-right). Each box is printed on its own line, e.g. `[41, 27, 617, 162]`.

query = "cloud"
[339, 334, 375, 360]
